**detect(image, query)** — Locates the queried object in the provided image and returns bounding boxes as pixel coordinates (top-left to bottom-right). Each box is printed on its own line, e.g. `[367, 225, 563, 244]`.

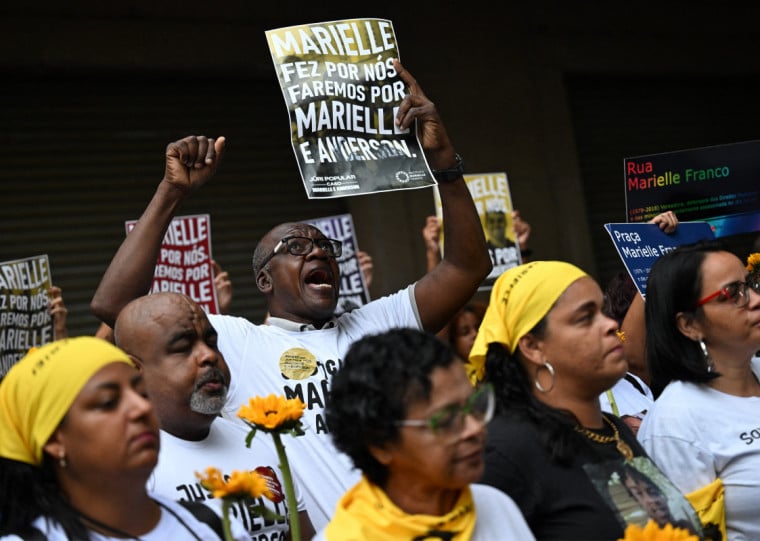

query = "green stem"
[221, 499, 234, 541]
[272, 432, 301, 541]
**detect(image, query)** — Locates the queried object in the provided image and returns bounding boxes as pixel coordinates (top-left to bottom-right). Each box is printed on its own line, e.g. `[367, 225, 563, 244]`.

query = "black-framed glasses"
[395, 383, 494, 444]
[258, 236, 342, 271]
[695, 280, 750, 308]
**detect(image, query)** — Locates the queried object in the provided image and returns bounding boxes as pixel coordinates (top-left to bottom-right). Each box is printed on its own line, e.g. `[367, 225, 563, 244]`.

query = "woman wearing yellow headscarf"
[471, 262, 704, 540]
[0, 337, 247, 540]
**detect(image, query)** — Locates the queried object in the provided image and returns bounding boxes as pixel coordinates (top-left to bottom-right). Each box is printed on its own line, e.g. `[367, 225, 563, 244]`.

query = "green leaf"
[289, 425, 305, 437]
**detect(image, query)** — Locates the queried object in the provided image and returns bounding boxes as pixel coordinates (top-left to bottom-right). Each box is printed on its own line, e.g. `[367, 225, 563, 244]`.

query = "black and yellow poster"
[266, 18, 435, 198]
[0, 254, 53, 376]
[434, 172, 520, 290]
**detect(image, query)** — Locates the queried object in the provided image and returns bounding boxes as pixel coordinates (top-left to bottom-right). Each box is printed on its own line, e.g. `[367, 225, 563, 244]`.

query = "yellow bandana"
[0, 337, 134, 466]
[468, 261, 588, 384]
[324, 476, 476, 540]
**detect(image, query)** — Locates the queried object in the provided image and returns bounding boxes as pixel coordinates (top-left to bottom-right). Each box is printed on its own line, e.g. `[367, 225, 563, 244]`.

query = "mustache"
[195, 367, 228, 391]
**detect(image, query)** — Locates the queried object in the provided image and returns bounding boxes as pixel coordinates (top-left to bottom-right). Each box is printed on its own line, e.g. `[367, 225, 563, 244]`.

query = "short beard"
[189, 368, 228, 415]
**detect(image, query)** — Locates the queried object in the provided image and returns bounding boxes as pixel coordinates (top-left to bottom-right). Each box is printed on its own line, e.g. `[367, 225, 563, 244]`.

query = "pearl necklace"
[575, 415, 634, 461]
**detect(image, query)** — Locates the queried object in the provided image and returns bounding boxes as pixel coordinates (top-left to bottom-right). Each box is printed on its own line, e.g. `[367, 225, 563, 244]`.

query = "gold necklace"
[575, 416, 634, 461]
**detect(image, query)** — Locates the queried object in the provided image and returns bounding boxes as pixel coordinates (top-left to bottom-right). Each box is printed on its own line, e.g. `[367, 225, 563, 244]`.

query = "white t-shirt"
[599, 372, 654, 418]
[148, 418, 306, 539]
[638, 358, 760, 541]
[311, 483, 535, 541]
[0, 493, 248, 541]
[209, 285, 421, 531]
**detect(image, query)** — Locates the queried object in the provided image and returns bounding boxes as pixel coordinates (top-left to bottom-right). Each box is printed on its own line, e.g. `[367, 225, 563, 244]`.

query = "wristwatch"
[432, 153, 464, 183]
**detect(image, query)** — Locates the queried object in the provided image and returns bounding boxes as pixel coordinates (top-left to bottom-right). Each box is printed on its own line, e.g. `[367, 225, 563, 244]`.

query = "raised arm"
[90, 135, 225, 327]
[392, 60, 492, 332]
[422, 215, 443, 273]
[48, 286, 68, 340]
[211, 259, 233, 315]
[357, 250, 374, 289]
[513, 209, 532, 260]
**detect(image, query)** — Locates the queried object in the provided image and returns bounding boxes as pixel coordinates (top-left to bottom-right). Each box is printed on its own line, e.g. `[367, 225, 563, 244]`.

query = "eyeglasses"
[258, 236, 342, 271]
[749, 273, 760, 295]
[695, 280, 750, 308]
[395, 383, 494, 444]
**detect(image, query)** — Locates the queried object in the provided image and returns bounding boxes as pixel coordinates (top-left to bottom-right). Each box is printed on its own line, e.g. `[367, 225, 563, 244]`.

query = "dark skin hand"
[92, 60, 490, 334]
[391, 59, 492, 332]
[91, 136, 225, 327]
[163, 135, 227, 196]
[212, 259, 233, 314]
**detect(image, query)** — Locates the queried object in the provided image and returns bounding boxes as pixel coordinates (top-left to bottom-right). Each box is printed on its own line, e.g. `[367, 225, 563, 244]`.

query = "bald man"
[114, 292, 315, 540]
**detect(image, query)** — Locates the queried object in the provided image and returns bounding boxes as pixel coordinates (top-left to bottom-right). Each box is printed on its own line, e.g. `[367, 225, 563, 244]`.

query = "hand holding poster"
[126, 214, 220, 314]
[266, 18, 436, 198]
[0, 254, 54, 376]
[604, 221, 714, 298]
[305, 213, 370, 314]
[434, 172, 521, 289]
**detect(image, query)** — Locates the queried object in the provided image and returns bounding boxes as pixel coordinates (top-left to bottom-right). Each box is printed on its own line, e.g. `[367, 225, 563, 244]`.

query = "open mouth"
[305, 267, 334, 289]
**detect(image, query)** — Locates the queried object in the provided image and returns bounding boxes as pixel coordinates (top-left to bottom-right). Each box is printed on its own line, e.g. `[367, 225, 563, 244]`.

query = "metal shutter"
[0, 71, 347, 336]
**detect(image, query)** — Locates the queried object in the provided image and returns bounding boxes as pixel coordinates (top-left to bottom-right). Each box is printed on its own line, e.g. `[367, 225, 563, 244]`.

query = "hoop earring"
[535, 361, 555, 393]
[58, 450, 67, 468]
[698, 339, 714, 372]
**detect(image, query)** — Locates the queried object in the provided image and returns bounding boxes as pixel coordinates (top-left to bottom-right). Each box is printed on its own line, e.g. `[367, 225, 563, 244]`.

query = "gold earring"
[616, 330, 626, 343]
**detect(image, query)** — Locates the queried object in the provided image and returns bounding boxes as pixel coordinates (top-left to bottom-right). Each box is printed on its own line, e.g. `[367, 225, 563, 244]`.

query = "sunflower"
[237, 394, 306, 434]
[746, 253, 760, 274]
[195, 467, 280, 541]
[233, 394, 306, 541]
[196, 466, 273, 500]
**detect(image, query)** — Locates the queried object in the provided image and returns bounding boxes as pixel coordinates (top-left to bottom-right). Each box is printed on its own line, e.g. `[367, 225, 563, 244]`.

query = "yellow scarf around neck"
[324, 476, 476, 540]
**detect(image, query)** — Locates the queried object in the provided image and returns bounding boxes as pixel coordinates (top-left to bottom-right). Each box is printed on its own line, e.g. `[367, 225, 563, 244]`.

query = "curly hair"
[325, 328, 457, 486]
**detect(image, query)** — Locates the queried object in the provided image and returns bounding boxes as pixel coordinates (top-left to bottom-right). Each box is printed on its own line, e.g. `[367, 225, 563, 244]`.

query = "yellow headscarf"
[468, 261, 588, 384]
[0, 337, 134, 466]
